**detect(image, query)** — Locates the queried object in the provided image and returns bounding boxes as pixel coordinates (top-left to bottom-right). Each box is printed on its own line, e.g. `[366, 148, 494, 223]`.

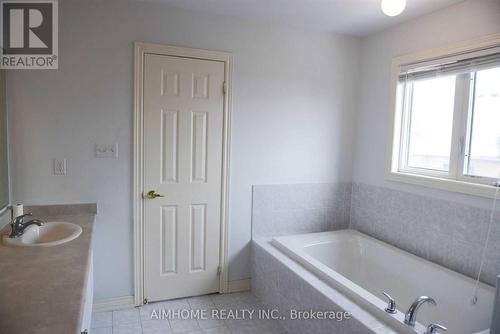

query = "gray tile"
[200, 326, 231, 334]
[277, 269, 310, 307]
[275, 208, 327, 235]
[271, 185, 304, 211]
[254, 181, 500, 288]
[197, 317, 226, 330]
[349, 183, 500, 285]
[371, 215, 402, 246]
[252, 186, 274, 211]
[139, 299, 190, 322]
[488, 214, 500, 249]
[350, 207, 373, 234]
[113, 308, 141, 326]
[259, 319, 288, 334]
[141, 319, 172, 334]
[90, 328, 112, 334]
[252, 186, 275, 236]
[226, 320, 263, 334]
[344, 183, 352, 217]
[211, 292, 258, 307]
[253, 183, 351, 237]
[252, 269, 279, 308]
[304, 183, 335, 209]
[354, 183, 380, 213]
[113, 322, 143, 334]
[91, 311, 112, 328]
[393, 190, 424, 226]
[449, 238, 482, 277]
[453, 205, 489, 244]
[195, 307, 226, 329]
[326, 207, 348, 231]
[426, 232, 452, 266]
[481, 253, 500, 286]
[187, 295, 215, 308]
[140, 303, 167, 321]
[160, 299, 191, 310]
[421, 197, 455, 234]
[169, 319, 200, 333]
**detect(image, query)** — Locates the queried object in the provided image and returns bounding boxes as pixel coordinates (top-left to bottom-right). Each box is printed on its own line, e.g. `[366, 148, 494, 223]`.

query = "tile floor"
[90, 292, 287, 334]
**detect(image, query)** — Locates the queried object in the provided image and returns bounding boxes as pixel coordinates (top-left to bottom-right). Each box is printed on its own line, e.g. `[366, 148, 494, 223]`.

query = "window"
[405, 75, 456, 172]
[465, 67, 500, 179]
[388, 38, 500, 197]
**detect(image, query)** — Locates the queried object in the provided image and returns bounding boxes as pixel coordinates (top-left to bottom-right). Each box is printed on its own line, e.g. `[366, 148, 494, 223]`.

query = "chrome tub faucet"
[404, 296, 436, 326]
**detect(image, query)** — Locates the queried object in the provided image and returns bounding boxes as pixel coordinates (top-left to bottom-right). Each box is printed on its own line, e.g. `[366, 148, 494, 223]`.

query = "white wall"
[7, 0, 360, 299]
[352, 0, 500, 209]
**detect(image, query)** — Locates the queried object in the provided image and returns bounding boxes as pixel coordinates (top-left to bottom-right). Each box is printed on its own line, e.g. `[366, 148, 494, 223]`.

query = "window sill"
[385, 170, 499, 199]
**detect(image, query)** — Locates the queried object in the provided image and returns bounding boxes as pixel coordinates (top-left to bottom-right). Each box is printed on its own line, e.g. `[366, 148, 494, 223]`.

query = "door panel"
[161, 110, 178, 184]
[161, 205, 177, 274]
[143, 54, 225, 301]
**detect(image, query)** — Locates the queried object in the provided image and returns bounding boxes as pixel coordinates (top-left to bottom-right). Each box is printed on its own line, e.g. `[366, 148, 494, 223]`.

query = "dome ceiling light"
[381, 0, 407, 17]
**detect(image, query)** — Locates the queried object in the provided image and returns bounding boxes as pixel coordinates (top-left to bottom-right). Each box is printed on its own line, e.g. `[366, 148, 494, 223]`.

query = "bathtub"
[272, 230, 495, 334]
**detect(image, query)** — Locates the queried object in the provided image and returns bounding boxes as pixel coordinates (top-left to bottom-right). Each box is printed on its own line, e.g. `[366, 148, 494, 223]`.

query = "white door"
[143, 54, 225, 302]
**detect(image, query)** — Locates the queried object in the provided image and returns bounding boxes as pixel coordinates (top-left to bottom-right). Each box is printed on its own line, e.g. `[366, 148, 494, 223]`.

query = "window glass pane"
[466, 67, 500, 179]
[407, 75, 456, 171]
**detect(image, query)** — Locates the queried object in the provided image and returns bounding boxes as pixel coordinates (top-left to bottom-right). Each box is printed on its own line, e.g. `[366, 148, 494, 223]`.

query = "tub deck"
[272, 230, 495, 334]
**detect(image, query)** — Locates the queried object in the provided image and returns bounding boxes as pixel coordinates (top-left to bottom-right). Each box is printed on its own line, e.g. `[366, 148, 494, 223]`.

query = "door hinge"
[217, 266, 222, 276]
[222, 81, 227, 95]
[143, 298, 149, 305]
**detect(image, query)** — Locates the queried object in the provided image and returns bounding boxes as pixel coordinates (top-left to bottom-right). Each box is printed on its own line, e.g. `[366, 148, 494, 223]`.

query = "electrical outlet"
[54, 159, 66, 175]
[95, 144, 118, 158]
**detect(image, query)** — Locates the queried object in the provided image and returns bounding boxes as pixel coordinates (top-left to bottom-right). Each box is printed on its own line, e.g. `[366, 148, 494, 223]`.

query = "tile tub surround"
[350, 183, 500, 286]
[0, 205, 96, 334]
[91, 292, 287, 334]
[251, 238, 396, 334]
[252, 183, 351, 237]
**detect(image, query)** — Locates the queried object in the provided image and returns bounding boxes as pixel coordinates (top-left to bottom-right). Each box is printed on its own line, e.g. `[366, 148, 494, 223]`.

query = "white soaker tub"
[272, 230, 495, 334]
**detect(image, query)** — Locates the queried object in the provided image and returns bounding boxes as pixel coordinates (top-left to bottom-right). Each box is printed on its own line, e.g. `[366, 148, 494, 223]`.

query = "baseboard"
[226, 279, 250, 293]
[93, 280, 250, 311]
[93, 295, 135, 312]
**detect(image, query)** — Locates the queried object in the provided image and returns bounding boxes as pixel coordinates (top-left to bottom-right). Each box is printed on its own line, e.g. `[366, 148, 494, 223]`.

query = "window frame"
[386, 33, 500, 198]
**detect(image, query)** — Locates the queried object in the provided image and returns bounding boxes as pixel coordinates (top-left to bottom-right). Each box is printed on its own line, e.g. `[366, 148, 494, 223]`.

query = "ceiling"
[139, 0, 466, 36]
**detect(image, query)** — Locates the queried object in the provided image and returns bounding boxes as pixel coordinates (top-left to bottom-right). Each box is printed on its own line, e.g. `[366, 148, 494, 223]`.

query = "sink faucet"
[404, 296, 436, 326]
[9, 213, 44, 238]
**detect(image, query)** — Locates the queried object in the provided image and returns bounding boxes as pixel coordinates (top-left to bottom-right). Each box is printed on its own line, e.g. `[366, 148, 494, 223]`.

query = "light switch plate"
[95, 144, 118, 158]
[53, 159, 66, 175]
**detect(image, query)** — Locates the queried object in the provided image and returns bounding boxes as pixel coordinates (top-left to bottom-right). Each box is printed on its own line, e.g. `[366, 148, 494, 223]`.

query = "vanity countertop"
[0, 204, 96, 334]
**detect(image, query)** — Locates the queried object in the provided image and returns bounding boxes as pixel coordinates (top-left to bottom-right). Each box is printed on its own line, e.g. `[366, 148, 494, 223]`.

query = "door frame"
[133, 42, 233, 306]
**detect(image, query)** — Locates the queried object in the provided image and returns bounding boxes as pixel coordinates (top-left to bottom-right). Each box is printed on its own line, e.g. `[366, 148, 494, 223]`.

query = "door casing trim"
[133, 42, 233, 306]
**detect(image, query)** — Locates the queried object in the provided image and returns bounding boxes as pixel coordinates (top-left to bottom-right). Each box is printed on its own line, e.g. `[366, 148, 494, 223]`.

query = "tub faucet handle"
[425, 324, 447, 334]
[382, 292, 397, 314]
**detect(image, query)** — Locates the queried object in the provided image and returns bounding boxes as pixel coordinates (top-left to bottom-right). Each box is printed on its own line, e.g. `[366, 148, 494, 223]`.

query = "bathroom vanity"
[0, 204, 96, 334]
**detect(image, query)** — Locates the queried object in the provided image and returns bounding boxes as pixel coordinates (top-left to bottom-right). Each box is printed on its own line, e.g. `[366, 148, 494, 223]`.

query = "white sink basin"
[2, 222, 82, 247]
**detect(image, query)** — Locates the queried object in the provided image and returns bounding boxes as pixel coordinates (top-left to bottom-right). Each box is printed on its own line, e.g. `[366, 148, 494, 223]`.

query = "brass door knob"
[145, 190, 165, 199]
